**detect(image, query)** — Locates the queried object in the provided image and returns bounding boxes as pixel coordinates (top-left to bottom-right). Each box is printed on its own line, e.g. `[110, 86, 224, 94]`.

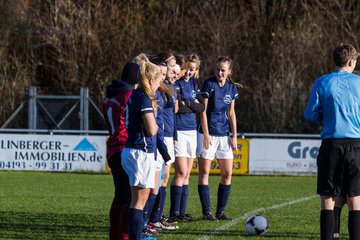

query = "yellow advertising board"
[170, 138, 249, 175]
[105, 159, 111, 174]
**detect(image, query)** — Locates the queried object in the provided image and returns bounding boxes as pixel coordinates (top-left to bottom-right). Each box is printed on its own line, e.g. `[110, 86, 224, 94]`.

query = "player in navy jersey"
[140, 61, 166, 237]
[143, 57, 178, 233]
[143, 52, 179, 230]
[121, 61, 162, 240]
[169, 54, 204, 222]
[197, 56, 242, 221]
[103, 62, 140, 240]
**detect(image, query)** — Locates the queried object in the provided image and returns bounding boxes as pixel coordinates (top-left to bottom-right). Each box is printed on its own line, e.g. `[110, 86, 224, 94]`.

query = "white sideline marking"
[198, 195, 317, 240]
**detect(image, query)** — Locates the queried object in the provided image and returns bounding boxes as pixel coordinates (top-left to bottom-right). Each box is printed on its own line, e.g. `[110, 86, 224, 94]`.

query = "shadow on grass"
[1, 211, 322, 239]
[0, 211, 107, 239]
[162, 228, 319, 239]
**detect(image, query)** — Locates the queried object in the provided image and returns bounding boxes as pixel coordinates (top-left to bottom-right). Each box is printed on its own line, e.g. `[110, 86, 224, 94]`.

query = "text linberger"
[1, 140, 62, 150]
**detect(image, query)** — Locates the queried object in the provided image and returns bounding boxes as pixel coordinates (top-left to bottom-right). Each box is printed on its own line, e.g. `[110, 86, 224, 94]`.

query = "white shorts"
[175, 130, 197, 158]
[121, 148, 156, 189]
[155, 150, 164, 171]
[164, 137, 175, 165]
[197, 133, 234, 160]
[155, 136, 175, 169]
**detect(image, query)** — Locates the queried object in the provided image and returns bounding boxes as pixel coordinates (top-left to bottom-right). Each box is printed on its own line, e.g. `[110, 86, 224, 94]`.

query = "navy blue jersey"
[155, 90, 169, 159]
[162, 81, 176, 137]
[156, 90, 165, 131]
[200, 77, 238, 136]
[125, 89, 156, 153]
[175, 77, 201, 131]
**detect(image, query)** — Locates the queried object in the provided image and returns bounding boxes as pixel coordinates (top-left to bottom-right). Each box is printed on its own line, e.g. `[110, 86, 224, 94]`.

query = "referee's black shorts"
[317, 138, 360, 197]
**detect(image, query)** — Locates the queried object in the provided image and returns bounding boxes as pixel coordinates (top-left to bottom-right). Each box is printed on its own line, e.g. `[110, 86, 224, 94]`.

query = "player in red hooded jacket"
[103, 62, 140, 240]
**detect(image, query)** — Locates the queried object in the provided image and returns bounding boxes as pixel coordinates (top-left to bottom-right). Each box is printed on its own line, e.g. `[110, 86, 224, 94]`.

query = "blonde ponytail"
[139, 61, 161, 112]
[227, 77, 244, 89]
[158, 82, 174, 97]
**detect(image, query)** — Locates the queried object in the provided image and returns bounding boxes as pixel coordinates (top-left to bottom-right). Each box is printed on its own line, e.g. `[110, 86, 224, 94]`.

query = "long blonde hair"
[132, 53, 150, 65]
[186, 53, 201, 79]
[139, 61, 161, 112]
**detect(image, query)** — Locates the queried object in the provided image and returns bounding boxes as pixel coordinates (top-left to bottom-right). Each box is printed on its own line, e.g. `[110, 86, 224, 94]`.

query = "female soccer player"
[197, 56, 241, 221]
[148, 52, 179, 230]
[121, 60, 162, 240]
[169, 53, 204, 222]
[103, 62, 140, 240]
[144, 56, 177, 233]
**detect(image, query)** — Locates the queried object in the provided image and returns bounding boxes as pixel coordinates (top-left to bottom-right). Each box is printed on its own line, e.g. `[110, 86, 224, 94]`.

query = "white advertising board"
[249, 138, 320, 175]
[0, 134, 107, 172]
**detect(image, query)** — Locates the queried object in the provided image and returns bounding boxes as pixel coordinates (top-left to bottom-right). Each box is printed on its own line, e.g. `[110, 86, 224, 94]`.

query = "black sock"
[320, 210, 334, 240]
[198, 185, 211, 215]
[144, 193, 156, 225]
[158, 186, 167, 219]
[333, 207, 342, 239]
[128, 208, 143, 240]
[216, 183, 231, 214]
[348, 210, 360, 240]
[180, 185, 189, 215]
[170, 185, 182, 217]
[150, 188, 164, 223]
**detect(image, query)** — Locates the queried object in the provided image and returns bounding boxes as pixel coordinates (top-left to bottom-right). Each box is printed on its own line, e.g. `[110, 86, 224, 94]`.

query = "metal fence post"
[80, 87, 89, 131]
[28, 86, 37, 129]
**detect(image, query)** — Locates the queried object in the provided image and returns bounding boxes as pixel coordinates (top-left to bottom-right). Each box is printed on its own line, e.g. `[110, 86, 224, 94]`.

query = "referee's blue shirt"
[304, 70, 360, 139]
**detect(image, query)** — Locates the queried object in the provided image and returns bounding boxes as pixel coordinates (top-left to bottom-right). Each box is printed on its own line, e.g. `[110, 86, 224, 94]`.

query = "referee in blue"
[304, 43, 360, 240]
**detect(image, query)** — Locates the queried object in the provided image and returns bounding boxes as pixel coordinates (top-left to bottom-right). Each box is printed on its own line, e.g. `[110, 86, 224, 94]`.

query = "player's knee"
[221, 172, 232, 183]
[348, 196, 360, 210]
[199, 167, 210, 176]
[175, 170, 187, 179]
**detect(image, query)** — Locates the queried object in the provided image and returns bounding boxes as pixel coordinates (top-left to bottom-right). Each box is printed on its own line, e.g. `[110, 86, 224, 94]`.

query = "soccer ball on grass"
[245, 214, 268, 236]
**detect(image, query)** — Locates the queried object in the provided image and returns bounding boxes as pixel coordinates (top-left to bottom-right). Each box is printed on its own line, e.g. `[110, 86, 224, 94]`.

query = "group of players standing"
[103, 51, 242, 240]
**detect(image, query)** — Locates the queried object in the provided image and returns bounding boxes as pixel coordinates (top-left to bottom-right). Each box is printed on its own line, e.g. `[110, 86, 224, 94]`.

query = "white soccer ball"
[245, 214, 269, 236]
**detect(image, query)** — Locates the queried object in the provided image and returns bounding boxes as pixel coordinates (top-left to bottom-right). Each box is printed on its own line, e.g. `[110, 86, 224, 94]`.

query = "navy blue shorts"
[317, 138, 360, 197]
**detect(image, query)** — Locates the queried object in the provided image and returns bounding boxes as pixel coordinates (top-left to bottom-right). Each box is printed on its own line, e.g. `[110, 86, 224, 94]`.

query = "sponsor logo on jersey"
[223, 95, 232, 104]
[191, 90, 197, 99]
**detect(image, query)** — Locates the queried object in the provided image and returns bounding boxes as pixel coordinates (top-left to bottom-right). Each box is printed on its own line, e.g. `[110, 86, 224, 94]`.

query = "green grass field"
[0, 171, 349, 239]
